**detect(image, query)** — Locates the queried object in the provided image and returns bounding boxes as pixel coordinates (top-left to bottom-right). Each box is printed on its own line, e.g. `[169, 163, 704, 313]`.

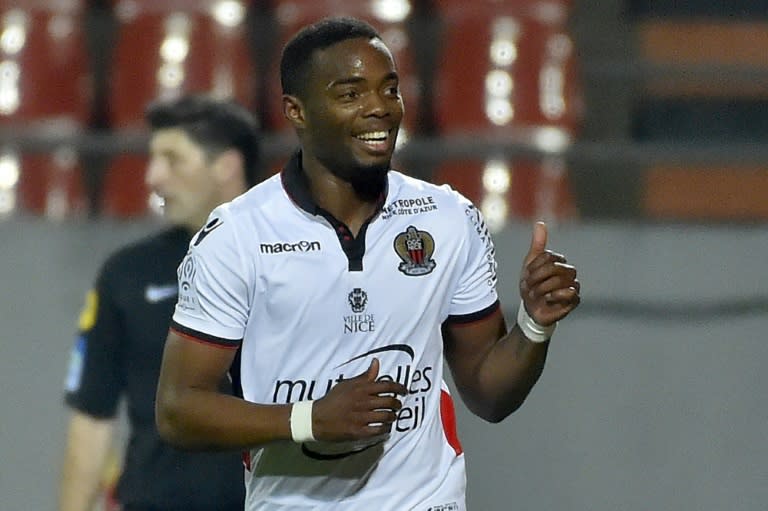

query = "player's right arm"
[58, 411, 114, 511]
[156, 335, 406, 449]
[155, 330, 291, 449]
[157, 208, 405, 449]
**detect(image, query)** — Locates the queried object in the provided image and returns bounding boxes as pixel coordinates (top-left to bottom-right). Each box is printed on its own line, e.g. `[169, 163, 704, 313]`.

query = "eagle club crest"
[393, 226, 437, 276]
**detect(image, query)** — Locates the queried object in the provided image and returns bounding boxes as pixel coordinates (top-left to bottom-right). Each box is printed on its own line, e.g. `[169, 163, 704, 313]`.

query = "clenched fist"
[311, 358, 408, 443]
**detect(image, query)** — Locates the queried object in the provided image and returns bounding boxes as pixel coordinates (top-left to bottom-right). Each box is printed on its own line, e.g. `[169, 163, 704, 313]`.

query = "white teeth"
[356, 131, 388, 141]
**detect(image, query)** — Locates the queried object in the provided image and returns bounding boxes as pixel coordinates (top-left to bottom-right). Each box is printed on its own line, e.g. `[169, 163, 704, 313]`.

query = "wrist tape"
[517, 301, 556, 343]
[290, 401, 316, 443]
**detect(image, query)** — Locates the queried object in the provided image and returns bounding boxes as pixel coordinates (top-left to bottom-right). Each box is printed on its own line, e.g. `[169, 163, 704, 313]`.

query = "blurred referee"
[59, 94, 260, 511]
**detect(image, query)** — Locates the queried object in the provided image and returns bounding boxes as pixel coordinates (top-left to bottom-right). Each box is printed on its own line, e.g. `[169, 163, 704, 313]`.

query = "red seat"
[100, 154, 151, 218]
[265, 0, 423, 139]
[107, 0, 258, 129]
[432, 156, 577, 226]
[11, 149, 88, 219]
[431, 1, 581, 223]
[0, 0, 92, 124]
[0, 1, 92, 218]
[432, 0, 582, 135]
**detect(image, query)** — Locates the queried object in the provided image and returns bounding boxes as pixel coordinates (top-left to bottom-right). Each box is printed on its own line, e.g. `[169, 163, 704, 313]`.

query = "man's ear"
[212, 149, 244, 184]
[282, 94, 306, 129]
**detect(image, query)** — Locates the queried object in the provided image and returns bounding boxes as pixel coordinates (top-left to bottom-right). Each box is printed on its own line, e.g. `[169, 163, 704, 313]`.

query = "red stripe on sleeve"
[440, 390, 463, 456]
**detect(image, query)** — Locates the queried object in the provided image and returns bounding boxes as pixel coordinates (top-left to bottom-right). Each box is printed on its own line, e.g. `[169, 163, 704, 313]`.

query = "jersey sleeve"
[64, 260, 125, 418]
[170, 207, 250, 348]
[446, 196, 500, 323]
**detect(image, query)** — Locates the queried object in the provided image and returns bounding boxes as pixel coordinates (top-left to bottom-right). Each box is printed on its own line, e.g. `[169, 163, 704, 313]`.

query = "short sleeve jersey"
[64, 227, 245, 511]
[171, 153, 500, 511]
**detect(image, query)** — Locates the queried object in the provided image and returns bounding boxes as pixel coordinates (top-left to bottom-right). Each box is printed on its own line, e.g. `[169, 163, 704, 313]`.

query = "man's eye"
[340, 90, 359, 99]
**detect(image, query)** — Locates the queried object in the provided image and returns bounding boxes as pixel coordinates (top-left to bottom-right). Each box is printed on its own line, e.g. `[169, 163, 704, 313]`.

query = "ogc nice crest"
[393, 226, 436, 276]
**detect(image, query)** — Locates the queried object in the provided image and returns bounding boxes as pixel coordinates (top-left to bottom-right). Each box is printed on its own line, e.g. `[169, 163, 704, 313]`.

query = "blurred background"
[1, 0, 766, 509]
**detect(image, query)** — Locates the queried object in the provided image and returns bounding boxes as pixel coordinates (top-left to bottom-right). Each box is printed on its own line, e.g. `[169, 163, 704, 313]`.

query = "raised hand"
[311, 358, 407, 443]
[519, 221, 580, 326]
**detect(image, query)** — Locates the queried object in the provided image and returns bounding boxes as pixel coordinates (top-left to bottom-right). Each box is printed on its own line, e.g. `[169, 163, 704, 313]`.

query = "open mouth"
[354, 129, 393, 153]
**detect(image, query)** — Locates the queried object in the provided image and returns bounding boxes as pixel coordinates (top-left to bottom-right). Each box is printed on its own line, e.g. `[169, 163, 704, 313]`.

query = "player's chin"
[354, 151, 392, 172]
[163, 206, 186, 226]
[348, 153, 388, 177]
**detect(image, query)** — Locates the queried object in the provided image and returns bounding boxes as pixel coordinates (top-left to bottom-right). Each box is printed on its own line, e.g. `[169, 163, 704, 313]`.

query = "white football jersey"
[172, 154, 500, 510]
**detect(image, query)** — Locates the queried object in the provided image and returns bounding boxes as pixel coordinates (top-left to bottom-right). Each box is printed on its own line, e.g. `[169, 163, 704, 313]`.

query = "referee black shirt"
[64, 227, 245, 511]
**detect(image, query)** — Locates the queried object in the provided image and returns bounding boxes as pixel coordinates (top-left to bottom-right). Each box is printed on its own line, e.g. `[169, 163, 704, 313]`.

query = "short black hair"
[280, 17, 381, 98]
[145, 94, 261, 187]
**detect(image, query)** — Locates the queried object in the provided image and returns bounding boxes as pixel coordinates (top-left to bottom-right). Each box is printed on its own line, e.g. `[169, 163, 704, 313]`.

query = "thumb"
[362, 358, 380, 382]
[524, 221, 548, 266]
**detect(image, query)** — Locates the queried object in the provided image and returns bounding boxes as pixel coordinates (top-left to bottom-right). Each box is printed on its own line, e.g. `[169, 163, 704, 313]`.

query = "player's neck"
[304, 165, 382, 237]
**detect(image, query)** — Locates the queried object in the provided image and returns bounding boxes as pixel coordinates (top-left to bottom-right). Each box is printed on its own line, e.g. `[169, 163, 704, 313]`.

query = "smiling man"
[59, 95, 260, 511]
[155, 17, 580, 511]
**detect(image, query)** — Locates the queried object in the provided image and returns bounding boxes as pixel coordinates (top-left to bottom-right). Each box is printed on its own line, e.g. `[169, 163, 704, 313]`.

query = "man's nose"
[145, 158, 166, 189]
[362, 91, 389, 117]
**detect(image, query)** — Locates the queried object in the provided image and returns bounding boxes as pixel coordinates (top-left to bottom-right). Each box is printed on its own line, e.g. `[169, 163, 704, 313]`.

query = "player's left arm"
[443, 222, 580, 423]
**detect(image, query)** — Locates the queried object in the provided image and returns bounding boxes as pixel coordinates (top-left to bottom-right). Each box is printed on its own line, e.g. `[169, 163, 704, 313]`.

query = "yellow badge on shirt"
[77, 289, 99, 331]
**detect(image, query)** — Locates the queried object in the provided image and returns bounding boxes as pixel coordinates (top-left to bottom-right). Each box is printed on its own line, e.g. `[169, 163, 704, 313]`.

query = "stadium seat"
[643, 164, 768, 221]
[432, 156, 577, 229]
[0, 1, 92, 218]
[0, 0, 92, 124]
[100, 154, 151, 218]
[432, 0, 582, 135]
[430, 0, 581, 223]
[107, 0, 258, 128]
[265, 0, 423, 139]
[10, 148, 88, 219]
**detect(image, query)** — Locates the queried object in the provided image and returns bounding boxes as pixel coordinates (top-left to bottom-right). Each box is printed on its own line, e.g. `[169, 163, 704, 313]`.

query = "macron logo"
[145, 284, 178, 303]
[259, 241, 321, 254]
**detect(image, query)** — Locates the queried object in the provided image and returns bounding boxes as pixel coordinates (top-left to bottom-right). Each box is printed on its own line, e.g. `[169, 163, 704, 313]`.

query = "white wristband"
[290, 401, 316, 443]
[516, 301, 556, 343]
